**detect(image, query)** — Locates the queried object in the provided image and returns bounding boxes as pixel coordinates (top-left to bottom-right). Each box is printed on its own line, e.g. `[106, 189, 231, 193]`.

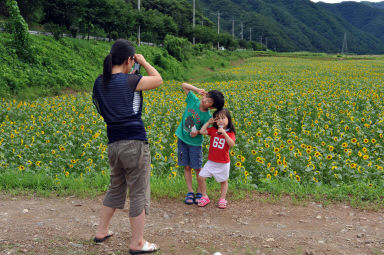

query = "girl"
[197, 108, 236, 209]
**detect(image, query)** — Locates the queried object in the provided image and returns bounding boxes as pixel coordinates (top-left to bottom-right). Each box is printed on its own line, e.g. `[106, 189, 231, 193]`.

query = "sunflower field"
[1, 56, 384, 189]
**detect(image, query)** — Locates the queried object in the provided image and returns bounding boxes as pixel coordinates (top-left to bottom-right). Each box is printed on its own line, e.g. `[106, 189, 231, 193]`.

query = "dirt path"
[0, 194, 383, 255]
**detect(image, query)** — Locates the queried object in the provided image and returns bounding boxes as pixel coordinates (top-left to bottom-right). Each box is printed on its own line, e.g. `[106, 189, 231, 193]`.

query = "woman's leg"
[129, 209, 146, 250]
[95, 205, 116, 238]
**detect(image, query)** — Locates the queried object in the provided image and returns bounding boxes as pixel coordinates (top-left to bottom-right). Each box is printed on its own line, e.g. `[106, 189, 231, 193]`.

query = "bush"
[163, 34, 192, 62]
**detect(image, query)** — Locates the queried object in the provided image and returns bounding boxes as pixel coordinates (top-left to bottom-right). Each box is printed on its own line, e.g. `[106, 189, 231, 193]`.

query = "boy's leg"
[184, 165, 193, 193]
[220, 180, 228, 200]
[195, 168, 201, 193]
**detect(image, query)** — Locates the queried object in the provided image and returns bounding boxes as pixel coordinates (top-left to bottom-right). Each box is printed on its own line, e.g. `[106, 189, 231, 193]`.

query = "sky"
[311, 0, 383, 2]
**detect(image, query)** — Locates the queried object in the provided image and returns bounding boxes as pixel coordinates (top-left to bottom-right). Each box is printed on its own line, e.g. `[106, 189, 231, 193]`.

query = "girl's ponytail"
[102, 53, 113, 88]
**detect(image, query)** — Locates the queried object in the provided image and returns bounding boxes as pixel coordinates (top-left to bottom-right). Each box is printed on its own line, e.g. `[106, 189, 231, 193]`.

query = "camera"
[133, 63, 141, 74]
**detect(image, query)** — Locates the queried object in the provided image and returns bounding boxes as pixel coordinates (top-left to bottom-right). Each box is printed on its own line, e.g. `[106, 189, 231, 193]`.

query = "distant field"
[1, 56, 384, 191]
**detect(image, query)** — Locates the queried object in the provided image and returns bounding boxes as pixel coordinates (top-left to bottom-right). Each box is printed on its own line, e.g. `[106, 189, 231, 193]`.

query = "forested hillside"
[1, 0, 384, 53]
[199, 0, 384, 53]
[320, 1, 384, 42]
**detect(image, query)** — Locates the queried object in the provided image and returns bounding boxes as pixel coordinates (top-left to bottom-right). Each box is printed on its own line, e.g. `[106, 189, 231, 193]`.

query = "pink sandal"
[197, 196, 210, 207]
[218, 198, 227, 209]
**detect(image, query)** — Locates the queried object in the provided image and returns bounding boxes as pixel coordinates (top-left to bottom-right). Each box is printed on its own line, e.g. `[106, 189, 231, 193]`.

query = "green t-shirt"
[175, 91, 212, 146]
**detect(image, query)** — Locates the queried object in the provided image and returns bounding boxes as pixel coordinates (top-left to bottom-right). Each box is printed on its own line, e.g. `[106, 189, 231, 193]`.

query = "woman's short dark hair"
[207, 90, 224, 111]
[212, 108, 236, 134]
[102, 39, 135, 88]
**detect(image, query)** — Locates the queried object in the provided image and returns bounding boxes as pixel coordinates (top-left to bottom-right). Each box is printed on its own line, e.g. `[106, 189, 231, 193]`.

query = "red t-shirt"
[207, 127, 236, 163]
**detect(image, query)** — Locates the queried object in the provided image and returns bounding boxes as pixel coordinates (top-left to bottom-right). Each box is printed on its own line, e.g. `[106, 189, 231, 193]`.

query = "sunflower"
[266, 174, 271, 179]
[287, 139, 293, 144]
[351, 138, 357, 143]
[350, 163, 357, 168]
[18, 165, 25, 171]
[295, 175, 300, 182]
[342, 143, 348, 148]
[289, 145, 294, 151]
[235, 162, 242, 167]
[251, 150, 257, 155]
[363, 155, 369, 160]
[363, 139, 369, 143]
[274, 147, 279, 153]
[327, 155, 333, 160]
[371, 139, 376, 143]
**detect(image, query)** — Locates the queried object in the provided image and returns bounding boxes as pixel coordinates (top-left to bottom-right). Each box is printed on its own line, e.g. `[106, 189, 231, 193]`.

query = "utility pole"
[232, 17, 234, 40]
[193, 0, 195, 44]
[217, 11, 220, 50]
[341, 32, 348, 54]
[249, 28, 251, 41]
[138, 0, 141, 46]
[241, 22, 243, 40]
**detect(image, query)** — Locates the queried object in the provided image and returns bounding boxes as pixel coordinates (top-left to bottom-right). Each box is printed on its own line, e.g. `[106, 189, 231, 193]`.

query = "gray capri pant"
[103, 140, 151, 217]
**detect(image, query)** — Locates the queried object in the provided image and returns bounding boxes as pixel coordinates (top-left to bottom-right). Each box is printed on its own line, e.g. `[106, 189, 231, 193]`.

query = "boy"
[175, 82, 224, 204]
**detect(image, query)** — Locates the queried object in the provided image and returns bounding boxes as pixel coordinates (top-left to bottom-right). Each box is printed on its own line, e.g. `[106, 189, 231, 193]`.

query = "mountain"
[362, 1, 384, 9]
[199, 0, 384, 54]
[319, 1, 384, 42]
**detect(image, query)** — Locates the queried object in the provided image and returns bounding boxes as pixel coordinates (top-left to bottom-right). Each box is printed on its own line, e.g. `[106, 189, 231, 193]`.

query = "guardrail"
[0, 28, 159, 46]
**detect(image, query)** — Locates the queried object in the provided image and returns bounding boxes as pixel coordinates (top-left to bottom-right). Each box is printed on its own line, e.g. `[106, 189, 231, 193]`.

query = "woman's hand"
[133, 54, 146, 65]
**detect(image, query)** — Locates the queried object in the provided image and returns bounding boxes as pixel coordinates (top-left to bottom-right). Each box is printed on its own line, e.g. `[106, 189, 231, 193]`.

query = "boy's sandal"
[184, 192, 195, 205]
[197, 196, 210, 207]
[194, 192, 203, 204]
[218, 198, 227, 209]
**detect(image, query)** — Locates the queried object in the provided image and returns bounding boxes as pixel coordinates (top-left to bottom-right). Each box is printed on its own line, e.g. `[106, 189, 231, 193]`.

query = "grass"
[1, 169, 383, 209]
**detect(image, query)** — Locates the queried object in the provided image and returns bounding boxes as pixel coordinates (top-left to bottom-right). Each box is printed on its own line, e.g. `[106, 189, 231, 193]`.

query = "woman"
[92, 39, 162, 254]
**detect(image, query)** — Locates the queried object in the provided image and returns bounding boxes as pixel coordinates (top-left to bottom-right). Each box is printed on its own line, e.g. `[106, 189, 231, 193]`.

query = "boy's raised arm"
[181, 82, 206, 96]
[199, 118, 214, 135]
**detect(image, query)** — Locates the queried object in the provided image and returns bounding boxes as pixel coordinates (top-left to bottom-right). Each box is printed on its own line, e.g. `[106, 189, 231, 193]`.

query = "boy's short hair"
[207, 90, 224, 110]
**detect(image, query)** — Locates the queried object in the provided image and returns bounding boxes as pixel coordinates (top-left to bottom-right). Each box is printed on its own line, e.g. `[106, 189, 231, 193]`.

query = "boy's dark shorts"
[103, 140, 151, 217]
[177, 138, 203, 169]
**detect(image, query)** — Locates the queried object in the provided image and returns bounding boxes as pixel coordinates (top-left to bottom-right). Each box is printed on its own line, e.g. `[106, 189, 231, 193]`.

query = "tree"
[5, 0, 34, 62]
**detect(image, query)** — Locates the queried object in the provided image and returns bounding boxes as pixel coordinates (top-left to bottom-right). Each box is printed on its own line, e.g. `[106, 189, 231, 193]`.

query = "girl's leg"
[197, 174, 207, 197]
[220, 180, 228, 200]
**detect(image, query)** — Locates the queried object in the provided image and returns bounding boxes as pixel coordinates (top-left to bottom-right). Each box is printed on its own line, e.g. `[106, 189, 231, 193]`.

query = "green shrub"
[163, 34, 192, 62]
